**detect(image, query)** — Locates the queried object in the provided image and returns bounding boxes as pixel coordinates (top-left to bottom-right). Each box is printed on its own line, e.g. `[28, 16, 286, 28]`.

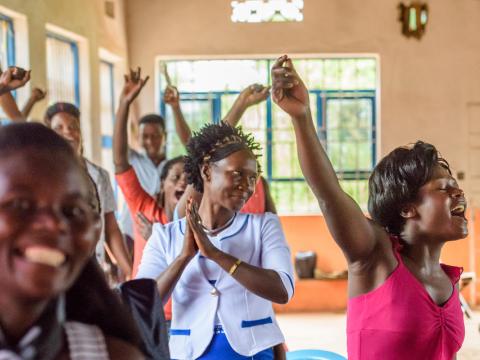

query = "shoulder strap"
[65, 322, 109, 360]
[440, 264, 464, 285]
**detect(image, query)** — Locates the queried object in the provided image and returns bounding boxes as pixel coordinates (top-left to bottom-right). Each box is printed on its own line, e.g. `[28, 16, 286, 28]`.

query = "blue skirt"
[197, 329, 274, 360]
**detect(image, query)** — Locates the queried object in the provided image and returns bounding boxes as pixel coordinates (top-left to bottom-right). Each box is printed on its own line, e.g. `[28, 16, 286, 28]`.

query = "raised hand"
[0, 66, 31, 94]
[238, 84, 270, 108]
[120, 67, 149, 105]
[186, 198, 219, 259]
[271, 55, 309, 119]
[163, 85, 180, 107]
[136, 212, 153, 240]
[30, 87, 47, 102]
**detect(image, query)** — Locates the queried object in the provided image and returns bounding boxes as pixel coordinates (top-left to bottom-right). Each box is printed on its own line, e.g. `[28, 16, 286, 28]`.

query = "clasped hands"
[182, 198, 220, 260]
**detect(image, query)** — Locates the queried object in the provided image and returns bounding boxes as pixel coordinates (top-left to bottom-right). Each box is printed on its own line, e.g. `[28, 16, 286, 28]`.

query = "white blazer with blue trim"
[136, 212, 295, 359]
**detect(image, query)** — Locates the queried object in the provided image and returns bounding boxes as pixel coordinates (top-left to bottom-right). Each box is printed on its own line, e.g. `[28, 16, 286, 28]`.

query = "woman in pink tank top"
[272, 55, 467, 360]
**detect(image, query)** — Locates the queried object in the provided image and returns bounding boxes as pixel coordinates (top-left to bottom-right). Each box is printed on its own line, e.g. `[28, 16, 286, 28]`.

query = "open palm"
[121, 67, 149, 104]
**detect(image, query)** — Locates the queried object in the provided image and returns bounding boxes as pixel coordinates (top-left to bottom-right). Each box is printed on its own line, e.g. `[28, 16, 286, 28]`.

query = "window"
[46, 33, 80, 106]
[158, 57, 377, 214]
[99, 61, 115, 171]
[0, 13, 14, 123]
[99, 60, 120, 201]
[0, 13, 14, 70]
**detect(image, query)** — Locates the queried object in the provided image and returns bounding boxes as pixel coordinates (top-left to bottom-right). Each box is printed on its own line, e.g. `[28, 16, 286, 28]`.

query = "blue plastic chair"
[286, 349, 347, 360]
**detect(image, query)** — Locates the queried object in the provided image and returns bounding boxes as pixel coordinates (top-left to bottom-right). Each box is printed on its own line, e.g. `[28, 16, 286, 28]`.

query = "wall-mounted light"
[399, 2, 428, 39]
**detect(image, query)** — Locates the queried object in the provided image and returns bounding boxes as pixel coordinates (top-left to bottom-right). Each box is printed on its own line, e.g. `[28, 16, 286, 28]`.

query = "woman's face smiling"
[408, 164, 468, 242]
[204, 148, 258, 212]
[0, 149, 99, 303]
[50, 113, 82, 154]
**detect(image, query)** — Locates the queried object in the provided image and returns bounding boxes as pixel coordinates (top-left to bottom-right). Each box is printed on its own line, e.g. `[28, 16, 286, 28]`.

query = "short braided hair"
[184, 122, 261, 192]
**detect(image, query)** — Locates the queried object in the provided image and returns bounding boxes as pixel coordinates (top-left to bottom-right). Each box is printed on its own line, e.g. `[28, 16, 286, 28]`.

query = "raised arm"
[0, 92, 23, 122]
[104, 212, 133, 278]
[163, 85, 191, 146]
[21, 87, 46, 119]
[223, 84, 270, 127]
[271, 55, 382, 263]
[0, 67, 31, 122]
[113, 68, 149, 174]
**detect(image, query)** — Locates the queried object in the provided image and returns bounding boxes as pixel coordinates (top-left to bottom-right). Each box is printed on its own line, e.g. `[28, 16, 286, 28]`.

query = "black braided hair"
[184, 122, 261, 193]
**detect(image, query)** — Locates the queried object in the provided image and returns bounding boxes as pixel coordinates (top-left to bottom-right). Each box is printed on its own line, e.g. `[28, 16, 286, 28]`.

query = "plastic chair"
[286, 349, 347, 360]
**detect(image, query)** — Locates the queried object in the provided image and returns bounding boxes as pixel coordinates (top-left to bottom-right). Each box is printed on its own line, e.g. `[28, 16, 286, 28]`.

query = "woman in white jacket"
[137, 122, 294, 359]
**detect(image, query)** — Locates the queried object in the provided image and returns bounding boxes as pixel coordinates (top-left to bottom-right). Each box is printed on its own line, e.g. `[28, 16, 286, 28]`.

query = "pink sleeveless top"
[347, 239, 465, 360]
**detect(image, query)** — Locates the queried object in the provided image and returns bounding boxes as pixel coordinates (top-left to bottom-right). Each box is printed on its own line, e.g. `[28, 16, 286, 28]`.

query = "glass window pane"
[355, 59, 377, 89]
[294, 59, 324, 89]
[100, 62, 115, 137]
[159, 57, 377, 214]
[270, 181, 318, 214]
[0, 16, 14, 121]
[339, 179, 369, 210]
[163, 60, 269, 92]
[99, 61, 115, 178]
[165, 100, 212, 158]
[0, 18, 10, 70]
[221, 94, 268, 172]
[325, 98, 374, 174]
[46, 36, 79, 105]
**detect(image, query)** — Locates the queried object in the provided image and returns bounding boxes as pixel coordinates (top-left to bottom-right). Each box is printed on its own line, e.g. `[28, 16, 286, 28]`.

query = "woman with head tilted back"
[136, 122, 295, 359]
[0, 123, 143, 359]
[271, 55, 466, 360]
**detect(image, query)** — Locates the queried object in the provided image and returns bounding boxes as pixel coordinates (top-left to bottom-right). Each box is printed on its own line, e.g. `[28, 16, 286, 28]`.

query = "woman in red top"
[272, 55, 466, 360]
[113, 69, 187, 278]
[113, 70, 187, 327]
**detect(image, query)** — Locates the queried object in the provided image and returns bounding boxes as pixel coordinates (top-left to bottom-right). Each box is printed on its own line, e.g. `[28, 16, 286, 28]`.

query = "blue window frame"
[100, 60, 115, 149]
[0, 13, 15, 69]
[0, 14, 15, 124]
[46, 33, 80, 107]
[159, 58, 377, 213]
[99, 60, 119, 202]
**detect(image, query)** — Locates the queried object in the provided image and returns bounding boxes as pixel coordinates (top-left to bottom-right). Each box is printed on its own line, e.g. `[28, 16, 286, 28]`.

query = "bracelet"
[228, 259, 242, 276]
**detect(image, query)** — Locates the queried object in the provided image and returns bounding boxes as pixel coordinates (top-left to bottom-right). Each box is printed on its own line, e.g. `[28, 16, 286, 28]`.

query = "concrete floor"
[277, 312, 480, 359]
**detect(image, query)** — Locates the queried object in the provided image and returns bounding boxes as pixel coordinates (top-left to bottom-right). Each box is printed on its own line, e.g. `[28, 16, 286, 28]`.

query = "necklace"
[201, 213, 236, 236]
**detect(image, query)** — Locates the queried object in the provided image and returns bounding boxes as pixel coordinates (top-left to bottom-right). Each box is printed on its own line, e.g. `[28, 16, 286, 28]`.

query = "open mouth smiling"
[13, 245, 68, 268]
[450, 204, 466, 219]
[174, 190, 185, 201]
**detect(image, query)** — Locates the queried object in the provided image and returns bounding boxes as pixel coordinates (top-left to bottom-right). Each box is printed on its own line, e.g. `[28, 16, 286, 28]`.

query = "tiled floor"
[277, 312, 480, 359]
